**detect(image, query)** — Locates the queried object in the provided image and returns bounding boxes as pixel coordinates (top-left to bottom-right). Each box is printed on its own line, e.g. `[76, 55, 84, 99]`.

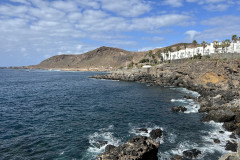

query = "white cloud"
[201, 15, 240, 26]
[162, 0, 183, 7]
[204, 3, 230, 11]
[9, 0, 30, 5]
[192, 15, 240, 41]
[185, 30, 200, 41]
[51, 1, 78, 12]
[0, 0, 195, 66]
[186, 0, 235, 11]
[130, 14, 191, 31]
[99, 0, 151, 17]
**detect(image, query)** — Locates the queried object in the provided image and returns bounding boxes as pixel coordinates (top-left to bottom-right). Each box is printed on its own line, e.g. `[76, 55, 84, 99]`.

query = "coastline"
[91, 59, 240, 159]
[6, 67, 111, 72]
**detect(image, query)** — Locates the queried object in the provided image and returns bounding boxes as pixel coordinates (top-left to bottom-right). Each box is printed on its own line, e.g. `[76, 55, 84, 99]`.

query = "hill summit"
[28, 46, 145, 71]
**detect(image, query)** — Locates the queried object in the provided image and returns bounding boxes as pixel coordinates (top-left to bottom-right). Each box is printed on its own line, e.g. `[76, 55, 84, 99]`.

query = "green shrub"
[139, 58, 149, 63]
[205, 55, 210, 59]
[128, 61, 134, 68]
[193, 53, 202, 59]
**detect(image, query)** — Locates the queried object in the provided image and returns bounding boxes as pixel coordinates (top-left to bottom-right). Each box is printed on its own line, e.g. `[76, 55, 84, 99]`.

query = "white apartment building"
[160, 40, 240, 61]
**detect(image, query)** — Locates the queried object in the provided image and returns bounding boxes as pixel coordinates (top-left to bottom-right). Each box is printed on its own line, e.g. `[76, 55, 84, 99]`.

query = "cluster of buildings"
[160, 40, 240, 61]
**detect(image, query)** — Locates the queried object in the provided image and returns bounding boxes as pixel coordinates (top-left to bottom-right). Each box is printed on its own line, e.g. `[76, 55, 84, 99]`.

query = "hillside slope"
[29, 46, 146, 71]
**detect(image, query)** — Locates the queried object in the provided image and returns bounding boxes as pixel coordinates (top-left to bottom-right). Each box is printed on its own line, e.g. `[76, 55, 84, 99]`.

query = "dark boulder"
[201, 109, 235, 122]
[198, 97, 212, 108]
[234, 111, 240, 123]
[223, 121, 237, 132]
[226, 155, 239, 160]
[172, 106, 187, 113]
[97, 136, 160, 160]
[95, 141, 108, 148]
[229, 133, 237, 139]
[173, 154, 182, 160]
[150, 129, 163, 139]
[105, 145, 116, 154]
[183, 149, 201, 159]
[225, 141, 237, 152]
[214, 139, 220, 143]
[234, 127, 240, 137]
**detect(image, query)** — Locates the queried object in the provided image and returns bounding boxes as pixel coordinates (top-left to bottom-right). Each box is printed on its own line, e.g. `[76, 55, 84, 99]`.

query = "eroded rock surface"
[97, 136, 160, 160]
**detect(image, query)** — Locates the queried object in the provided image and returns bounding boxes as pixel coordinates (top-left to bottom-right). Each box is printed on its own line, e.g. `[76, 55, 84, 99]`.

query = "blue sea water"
[0, 69, 234, 160]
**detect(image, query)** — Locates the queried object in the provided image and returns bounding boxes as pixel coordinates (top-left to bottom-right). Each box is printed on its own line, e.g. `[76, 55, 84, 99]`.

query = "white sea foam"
[168, 121, 238, 159]
[171, 99, 192, 103]
[200, 121, 236, 154]
[171, 140, 199, 155]
[168, 132, 177, 144]
[83, 125, 121, 159]
[98, 79, 120, 82]
[171, 87, 200, 97]
[48, 69, 61, 72]
[128, 124, 164, 144]
[171, 98, 200, 113]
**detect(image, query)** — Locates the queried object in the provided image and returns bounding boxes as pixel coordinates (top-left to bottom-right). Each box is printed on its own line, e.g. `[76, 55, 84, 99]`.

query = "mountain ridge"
[21, 43, 195, 71]
[27, 46, 146, 71]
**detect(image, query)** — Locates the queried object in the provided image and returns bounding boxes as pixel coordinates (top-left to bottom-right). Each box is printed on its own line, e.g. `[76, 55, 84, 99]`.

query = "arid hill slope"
[29, 46, 145, 71]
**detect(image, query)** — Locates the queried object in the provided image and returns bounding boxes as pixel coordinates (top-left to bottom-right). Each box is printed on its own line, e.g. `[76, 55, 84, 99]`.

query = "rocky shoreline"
[91, 60, 240, 160]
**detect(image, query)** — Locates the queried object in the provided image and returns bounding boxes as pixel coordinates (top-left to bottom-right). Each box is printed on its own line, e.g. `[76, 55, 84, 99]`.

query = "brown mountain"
[28, 46, 146, 71]
[25, 43, 197, 71]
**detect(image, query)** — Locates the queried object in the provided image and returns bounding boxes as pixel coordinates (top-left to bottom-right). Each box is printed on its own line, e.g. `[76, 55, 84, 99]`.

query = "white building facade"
[160, 40, 240, 61]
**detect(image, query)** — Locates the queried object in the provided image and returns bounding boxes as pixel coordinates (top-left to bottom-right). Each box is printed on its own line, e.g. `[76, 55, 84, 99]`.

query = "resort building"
[160, 40, 240, 61]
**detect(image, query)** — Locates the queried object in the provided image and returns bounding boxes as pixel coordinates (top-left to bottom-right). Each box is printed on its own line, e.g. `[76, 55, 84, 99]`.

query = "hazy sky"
[1, 0, 240, 66]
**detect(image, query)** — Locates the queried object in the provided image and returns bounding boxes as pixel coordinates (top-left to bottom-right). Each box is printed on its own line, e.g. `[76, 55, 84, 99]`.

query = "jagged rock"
[150, 129, 163, 139]
[234, 127, 240, 137]
[105, 145, 116, 154]
[229, 133, 237, 139]
[201, 109, 235, 122]
[223, 121, 237, 132]
[184, 94, 194, 99]
[234, 112, 240, 123]
[225, 141, 238, 152]
[173, 154, 182, 160]
[226, 155, 239, 160]
[182, 149, 201, 159]
[97, 136, 160, 160]
[172, 106, 187, 112]
[214, 139, 220, 143]
[95, 141, 108, 148]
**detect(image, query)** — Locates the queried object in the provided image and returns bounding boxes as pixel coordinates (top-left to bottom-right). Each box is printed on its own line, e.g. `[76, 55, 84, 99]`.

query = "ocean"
[0, 69, 234, 159]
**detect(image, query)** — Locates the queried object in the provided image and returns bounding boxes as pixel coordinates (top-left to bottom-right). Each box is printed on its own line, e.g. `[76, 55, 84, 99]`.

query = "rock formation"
[97, 136, 160, 160]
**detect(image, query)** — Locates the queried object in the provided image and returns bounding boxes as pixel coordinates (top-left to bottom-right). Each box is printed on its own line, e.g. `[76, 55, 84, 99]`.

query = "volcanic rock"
[182, 149, 201, 159]
[97, 136, 160, 160]
[201, 109, 235, 122]
[150, 129, 163, 139]
[172, 106, 187, 112]
[225, 141, 238, 152]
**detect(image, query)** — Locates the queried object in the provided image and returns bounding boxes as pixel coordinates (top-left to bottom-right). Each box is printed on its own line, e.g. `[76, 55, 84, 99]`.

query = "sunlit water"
[0, 69, 234, 159]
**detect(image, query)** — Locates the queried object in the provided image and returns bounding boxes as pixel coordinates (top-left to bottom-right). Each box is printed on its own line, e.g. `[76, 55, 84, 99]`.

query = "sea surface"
[0, 69, 234, 160]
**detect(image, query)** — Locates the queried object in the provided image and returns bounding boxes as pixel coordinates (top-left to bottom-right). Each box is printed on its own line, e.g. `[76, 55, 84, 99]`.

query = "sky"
[0, 0, 240, 66]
